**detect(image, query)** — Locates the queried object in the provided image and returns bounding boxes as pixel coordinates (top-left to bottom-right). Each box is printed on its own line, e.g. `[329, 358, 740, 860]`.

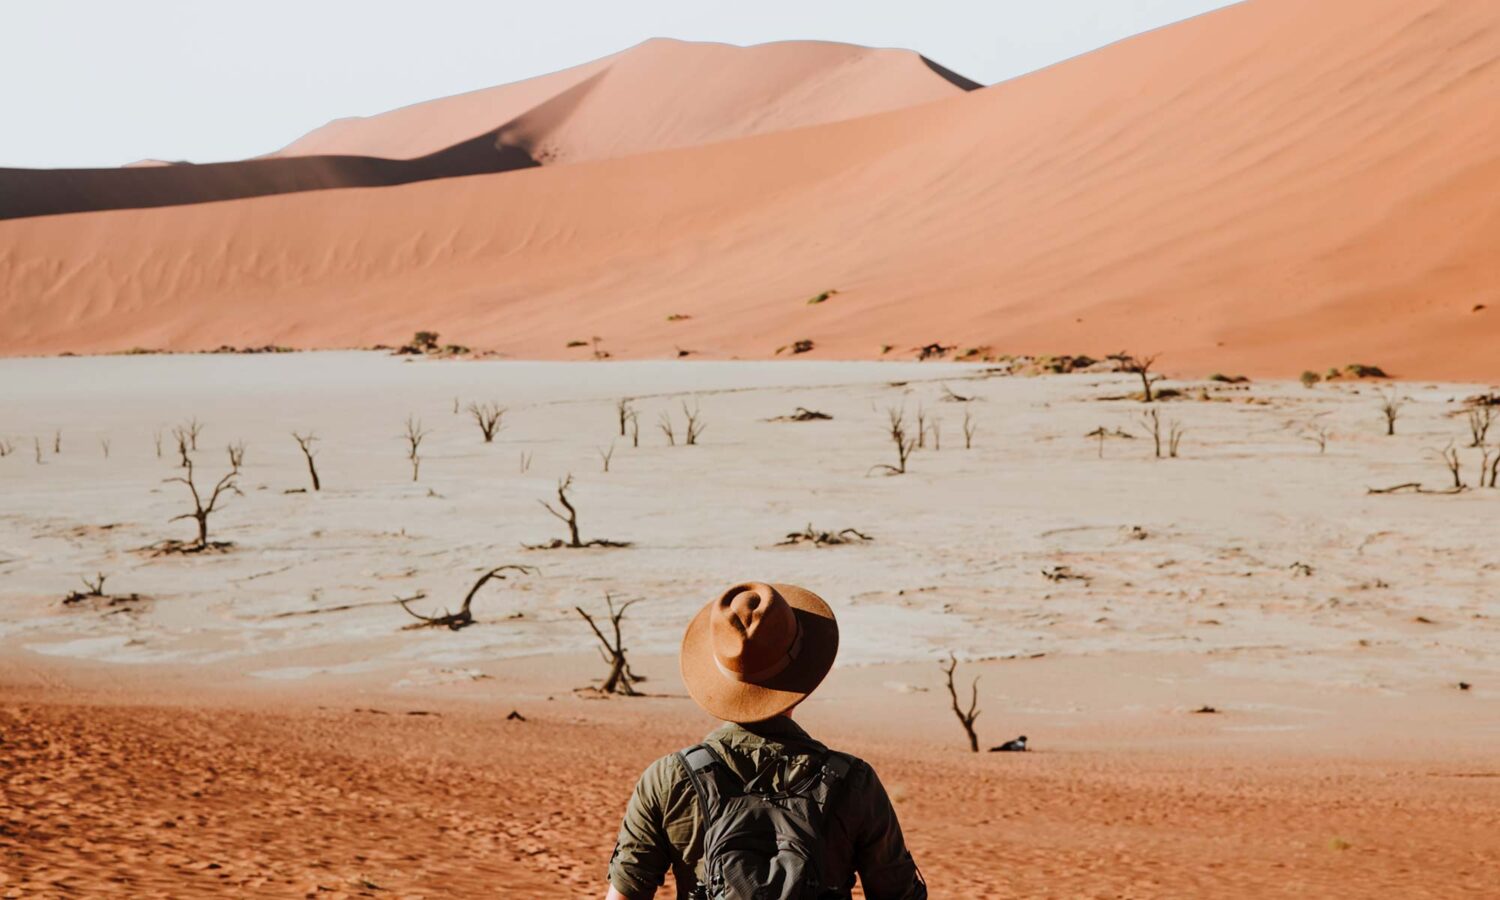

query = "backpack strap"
[807, 750, 853, 808]
[676, 743, 726, 823]
[810, 751, 858, 897]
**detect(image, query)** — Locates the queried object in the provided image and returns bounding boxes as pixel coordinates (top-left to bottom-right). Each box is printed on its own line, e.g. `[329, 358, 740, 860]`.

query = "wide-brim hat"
[681, 582, 839, 723]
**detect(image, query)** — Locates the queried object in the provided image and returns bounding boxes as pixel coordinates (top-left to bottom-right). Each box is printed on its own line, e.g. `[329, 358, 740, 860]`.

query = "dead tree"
[940, 384, 974, 403]
[599, 442, 616, 473]
[53, 430, 61, 454]
[575, 593, 641, 695]
[0, 439, 13, 457]
[869, 407, 917, 475]
[63, 572, 108, 605]
[962, 411, 977, 449]
[658, 412, 676, 446]
[682, 403, 707, 445]
[100, 437, 110, 459]
[399, 564, 536, 630]
[165, 458, 240, 550]
[531, 475, 631, 549]
[616, 398, 634, 437]
[928, 417, 942, 451]
[1110, 352, 1162, 402]
[62, 572, 140, 607]
[519, 451, 532, 474]
[153, 428, 164, 458]
[1141, 409, 1164, 458]
[1086, 426, 1109, 459]
[171, 426, 191, 467]
[1378, 390, 1405, 436]
[402, 416, 428, 482]
[181, 417, 204, 451]
[1481, 446, 1498, 488]
[292, 432, 320, 490]
[226, 441, 245, 473]
[468, 402, 506, 443]
[33, 437, 42, 464]
[627, 410, 641, 447]
[941, 653, 980, 752]
[1136, 410, 1183, 459]
[1467, 405, 1493, 447]
[914, 404, 928, 449]
[1430, 442, 1465, 489]
[541, 474, 583, 547]
[1304, 424, 1330, 454]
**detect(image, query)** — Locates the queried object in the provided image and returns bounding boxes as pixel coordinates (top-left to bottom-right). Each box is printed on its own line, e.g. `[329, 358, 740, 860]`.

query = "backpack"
[677, 742, 855, 900]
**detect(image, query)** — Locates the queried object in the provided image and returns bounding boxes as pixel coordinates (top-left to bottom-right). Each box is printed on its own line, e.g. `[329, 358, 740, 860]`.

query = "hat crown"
[710, 583, 801, 683]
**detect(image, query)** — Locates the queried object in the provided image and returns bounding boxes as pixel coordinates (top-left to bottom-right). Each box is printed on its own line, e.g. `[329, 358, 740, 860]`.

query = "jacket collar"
[708, 716, 822, 749]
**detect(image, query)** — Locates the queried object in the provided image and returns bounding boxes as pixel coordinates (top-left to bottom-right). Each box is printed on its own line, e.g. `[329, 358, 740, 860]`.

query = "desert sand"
[2, 354, 1497, 897]
[2, 0, 1499, 377]
[0, 40, 972, 221]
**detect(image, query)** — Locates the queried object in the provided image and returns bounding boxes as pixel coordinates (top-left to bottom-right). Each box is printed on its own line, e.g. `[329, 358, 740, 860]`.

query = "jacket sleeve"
[607, 756, 676, 898]
[850, 763, 928, 900]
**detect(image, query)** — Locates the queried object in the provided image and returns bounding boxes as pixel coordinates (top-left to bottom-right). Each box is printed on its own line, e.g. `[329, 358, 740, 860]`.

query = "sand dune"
[3, 0, 1498, 378]
[270, 38, 977, 162]
[0, 136, 540, 220]
[0, 40, 974, 221]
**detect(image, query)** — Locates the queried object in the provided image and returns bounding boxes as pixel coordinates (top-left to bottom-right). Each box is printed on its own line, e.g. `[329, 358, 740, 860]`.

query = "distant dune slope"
[271, 38, 979, 162]
[2, 0, 1497, 378]
[0, 40, 976, 220]
[0, 136, 539, 220]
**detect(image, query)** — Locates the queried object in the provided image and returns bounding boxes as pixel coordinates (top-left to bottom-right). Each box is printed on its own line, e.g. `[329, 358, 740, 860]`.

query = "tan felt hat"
[680, 582, 838, 723]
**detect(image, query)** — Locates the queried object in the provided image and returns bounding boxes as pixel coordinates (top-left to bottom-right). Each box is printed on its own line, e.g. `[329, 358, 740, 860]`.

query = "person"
[604, 582, 926, 900]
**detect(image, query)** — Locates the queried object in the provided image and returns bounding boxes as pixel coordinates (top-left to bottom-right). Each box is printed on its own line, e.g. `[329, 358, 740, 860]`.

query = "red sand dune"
[2, 0, 1498, 378]
[271, 38, 978, 163]
[0, 40, 973, 221]
[0, 137, 540, 220]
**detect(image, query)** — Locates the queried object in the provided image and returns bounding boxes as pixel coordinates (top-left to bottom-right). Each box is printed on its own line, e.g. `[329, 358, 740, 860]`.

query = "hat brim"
[680, 583, 839, 723]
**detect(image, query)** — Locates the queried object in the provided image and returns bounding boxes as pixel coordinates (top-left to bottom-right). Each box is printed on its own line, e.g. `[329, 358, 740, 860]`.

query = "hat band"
[714, 619, 803, 684]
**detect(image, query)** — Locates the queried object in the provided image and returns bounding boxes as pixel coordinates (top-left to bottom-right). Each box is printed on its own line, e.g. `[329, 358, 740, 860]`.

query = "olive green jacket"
[607, 718, 926, 899]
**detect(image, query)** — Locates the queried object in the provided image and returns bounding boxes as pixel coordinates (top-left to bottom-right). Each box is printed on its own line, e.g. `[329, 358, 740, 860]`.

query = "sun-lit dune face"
[270, 38, 977, 163]
[2, 0, 1498, 379]
[0, 39, 974, 221]
[264, 51, 623, 161]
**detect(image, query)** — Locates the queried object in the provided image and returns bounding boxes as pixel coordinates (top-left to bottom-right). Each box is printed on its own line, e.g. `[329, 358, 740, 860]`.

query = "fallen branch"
[769, 407, 833, 422]
[1365, 482, 1468, 495]
[399, 565, 537, 630]
[777, 524, 873, 547]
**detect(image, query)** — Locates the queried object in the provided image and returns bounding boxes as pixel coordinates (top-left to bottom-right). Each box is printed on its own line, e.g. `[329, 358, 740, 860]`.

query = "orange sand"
[4, 651, 1498, 900]
[3, 0, 1499, 377]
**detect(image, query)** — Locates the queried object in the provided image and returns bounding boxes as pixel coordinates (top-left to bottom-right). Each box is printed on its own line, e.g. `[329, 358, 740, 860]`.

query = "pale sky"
[3, 0, 1239, 169]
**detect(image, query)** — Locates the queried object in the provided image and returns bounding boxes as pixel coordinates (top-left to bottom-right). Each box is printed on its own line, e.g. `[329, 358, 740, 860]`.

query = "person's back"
[603, 582, 927, 900]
